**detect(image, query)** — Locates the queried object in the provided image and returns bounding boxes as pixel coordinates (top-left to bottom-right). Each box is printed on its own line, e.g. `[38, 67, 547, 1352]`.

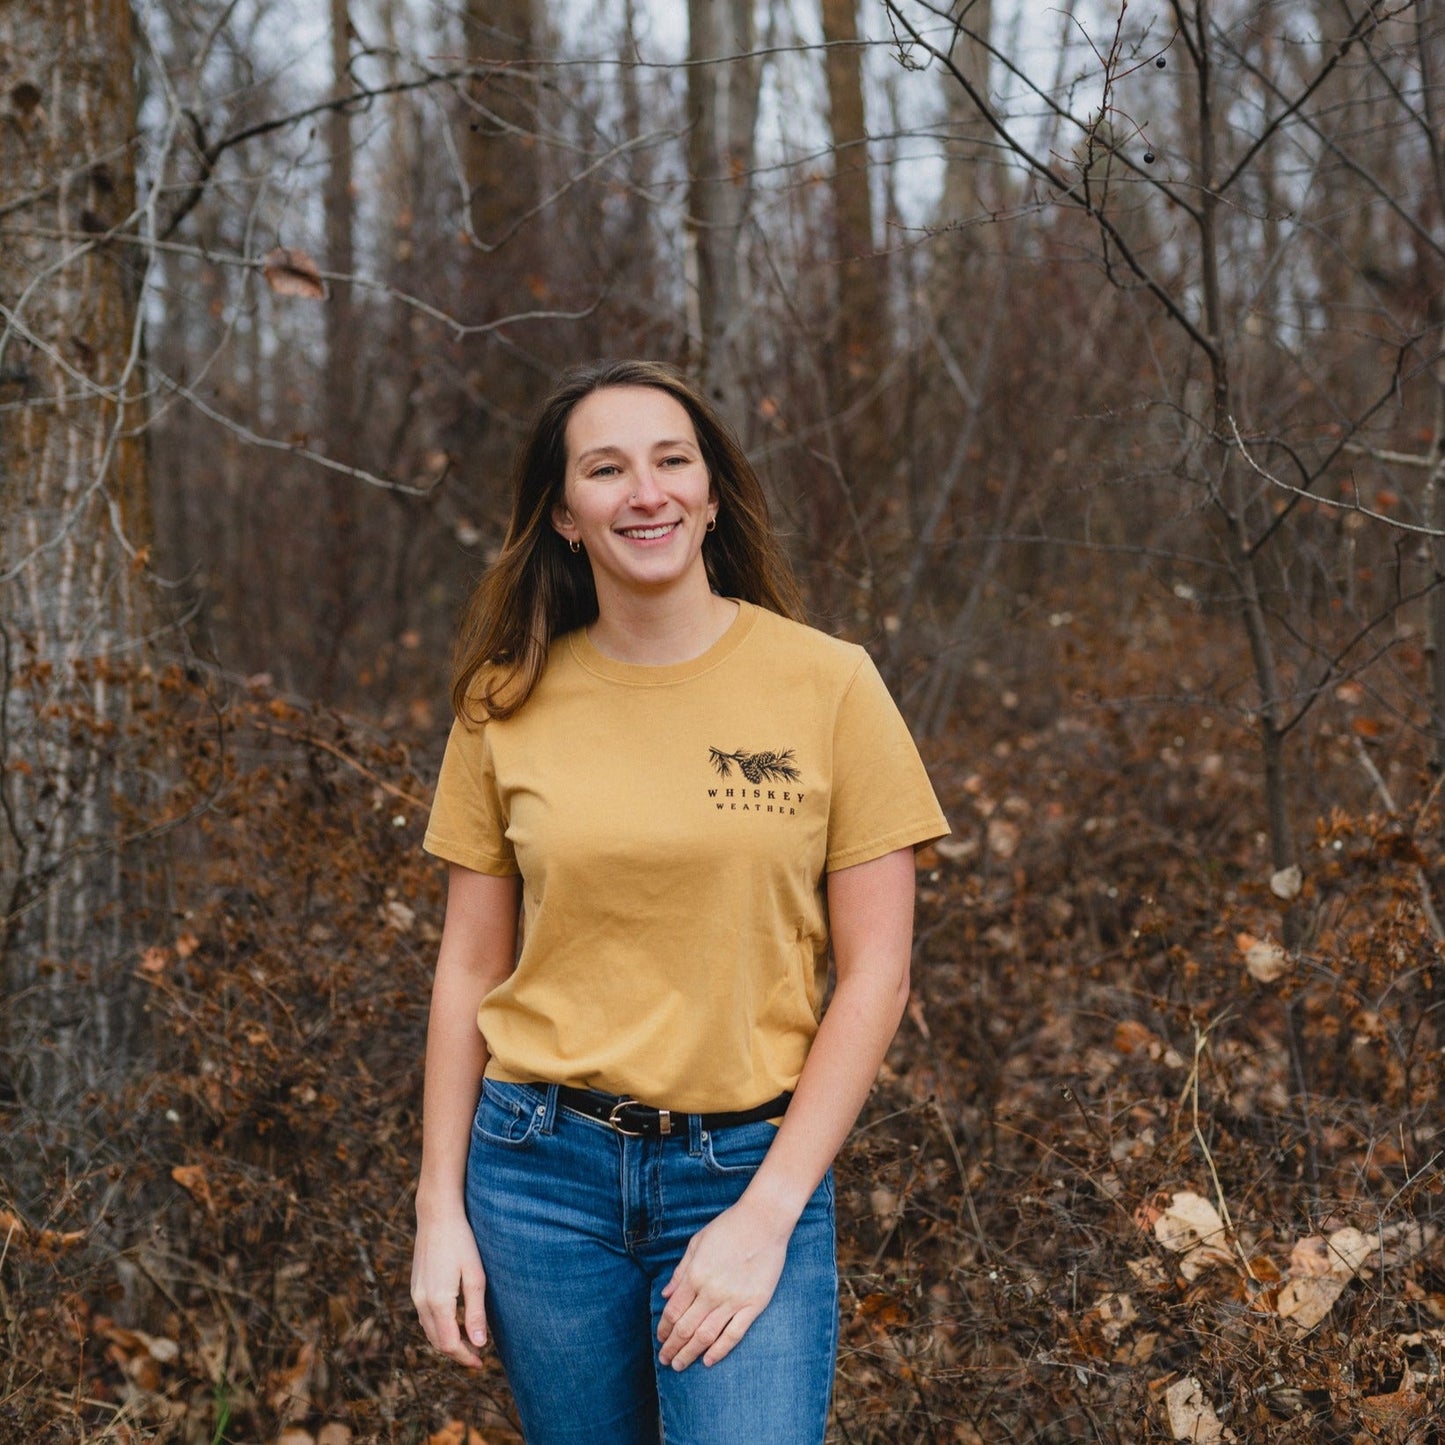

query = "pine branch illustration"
[708, 747, 800, 784]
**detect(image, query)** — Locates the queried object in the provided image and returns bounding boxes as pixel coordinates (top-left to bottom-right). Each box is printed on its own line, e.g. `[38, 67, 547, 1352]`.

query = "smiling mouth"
[617, 523, 680, 540]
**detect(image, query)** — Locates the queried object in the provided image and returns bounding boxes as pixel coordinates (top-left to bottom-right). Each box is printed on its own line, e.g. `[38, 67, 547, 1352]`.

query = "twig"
[249, 719, 430, 809]
[1352, 735, 1445, 943]
[1230, 415, 1445, 539]
[1181, 1020, 1260, 1282]
[929, 1098, 992, 1264]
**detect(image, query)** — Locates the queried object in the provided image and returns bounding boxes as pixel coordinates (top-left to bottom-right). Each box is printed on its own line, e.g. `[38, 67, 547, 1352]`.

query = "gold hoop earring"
[705, 517, 717, 533]
[569, 538, 581, 554]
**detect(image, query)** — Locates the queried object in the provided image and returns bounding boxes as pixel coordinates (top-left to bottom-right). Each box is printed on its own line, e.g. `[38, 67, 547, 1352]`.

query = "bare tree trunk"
[937, 0, 994, 229]
[685, 0, 760, 419]
[0, 0, 154, 1101]
[1181, 0, 1300, 939]
[446, 0, 542, 498]
[821, 0, 882, 397]
[320, 0, 359, 698]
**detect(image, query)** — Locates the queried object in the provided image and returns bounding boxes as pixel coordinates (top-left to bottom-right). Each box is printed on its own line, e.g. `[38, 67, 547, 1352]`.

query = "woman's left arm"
[656, 845, 917, 1370]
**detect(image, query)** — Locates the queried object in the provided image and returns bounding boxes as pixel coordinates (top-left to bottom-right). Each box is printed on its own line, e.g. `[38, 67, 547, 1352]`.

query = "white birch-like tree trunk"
[685, 0, 760, 421]
[0, 0, 153, 1100]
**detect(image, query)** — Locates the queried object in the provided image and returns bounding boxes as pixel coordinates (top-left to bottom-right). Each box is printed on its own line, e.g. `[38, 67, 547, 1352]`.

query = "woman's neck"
[586, 587, 739, 666]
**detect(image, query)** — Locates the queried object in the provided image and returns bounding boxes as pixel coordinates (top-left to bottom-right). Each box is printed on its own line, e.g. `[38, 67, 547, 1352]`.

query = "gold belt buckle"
[607, 1098, 644, 1136]
[606, 1098, 672, 1137]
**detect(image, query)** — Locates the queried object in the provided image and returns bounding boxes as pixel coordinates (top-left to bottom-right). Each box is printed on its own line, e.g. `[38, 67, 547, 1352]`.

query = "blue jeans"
[464, 1080, 838, 1445]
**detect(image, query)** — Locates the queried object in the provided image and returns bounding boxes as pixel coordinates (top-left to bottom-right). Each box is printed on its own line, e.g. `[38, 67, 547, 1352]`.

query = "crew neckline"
[568, 599, 757, 685]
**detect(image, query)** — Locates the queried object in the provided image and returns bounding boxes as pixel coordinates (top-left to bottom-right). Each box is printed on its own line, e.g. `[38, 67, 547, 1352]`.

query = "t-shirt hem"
[825, 815, 951, 872]
[422, 832, 521, 876]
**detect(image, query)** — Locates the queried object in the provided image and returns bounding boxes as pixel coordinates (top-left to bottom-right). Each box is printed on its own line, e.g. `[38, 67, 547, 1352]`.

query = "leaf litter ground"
[2, 627, 1443, 1443]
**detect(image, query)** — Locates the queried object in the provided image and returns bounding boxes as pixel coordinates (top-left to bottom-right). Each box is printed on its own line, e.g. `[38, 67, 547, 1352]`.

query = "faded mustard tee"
[423, 600, 949, 1113]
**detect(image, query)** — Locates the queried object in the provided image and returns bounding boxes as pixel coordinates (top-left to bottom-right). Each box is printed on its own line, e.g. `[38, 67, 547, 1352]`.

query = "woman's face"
[553, 385, 718, 606]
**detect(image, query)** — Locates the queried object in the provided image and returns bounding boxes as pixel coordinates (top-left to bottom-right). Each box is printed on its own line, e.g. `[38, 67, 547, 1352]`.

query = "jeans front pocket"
[471, 1079, 544, 1149]
[699, 1118, 778, 1177]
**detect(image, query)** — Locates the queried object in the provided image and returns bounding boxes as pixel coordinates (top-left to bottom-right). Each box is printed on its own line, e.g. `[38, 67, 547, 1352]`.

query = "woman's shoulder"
[745, 603, 872, 675]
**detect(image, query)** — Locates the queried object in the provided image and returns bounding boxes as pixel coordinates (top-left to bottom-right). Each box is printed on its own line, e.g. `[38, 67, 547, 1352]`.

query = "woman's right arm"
[410, 863, 521, 1368]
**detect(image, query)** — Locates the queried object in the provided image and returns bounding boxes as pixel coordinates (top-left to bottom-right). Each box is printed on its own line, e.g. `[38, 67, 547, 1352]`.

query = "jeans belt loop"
[540, 1082, 559, 1135]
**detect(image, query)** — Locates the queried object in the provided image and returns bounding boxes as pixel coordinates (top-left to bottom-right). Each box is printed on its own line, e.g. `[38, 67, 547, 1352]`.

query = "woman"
[411, 360, 947, 1444]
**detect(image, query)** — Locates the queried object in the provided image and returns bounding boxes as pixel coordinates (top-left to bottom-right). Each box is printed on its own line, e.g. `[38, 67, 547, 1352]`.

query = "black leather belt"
[552, 1085, 791, 1139]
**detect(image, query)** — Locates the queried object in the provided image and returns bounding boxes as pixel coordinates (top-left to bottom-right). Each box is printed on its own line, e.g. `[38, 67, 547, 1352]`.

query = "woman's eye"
[662, 455, 689, 467]
[591, 464, 621, 478]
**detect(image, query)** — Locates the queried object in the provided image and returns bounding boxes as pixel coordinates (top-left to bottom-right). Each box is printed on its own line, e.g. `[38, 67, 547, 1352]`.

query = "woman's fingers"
[411, 1220, 489, 1369]
[701, 1307, 757, 1367]
[415, 1285, 483, 1368]
[461, 1256, 488, 1351]
[663, 1301, 758, 1371]
[656, 1203, 789, 1369]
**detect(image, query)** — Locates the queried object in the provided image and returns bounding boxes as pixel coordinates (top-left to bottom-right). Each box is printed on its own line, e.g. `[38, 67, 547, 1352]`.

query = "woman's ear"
[551, 501, 577, 543]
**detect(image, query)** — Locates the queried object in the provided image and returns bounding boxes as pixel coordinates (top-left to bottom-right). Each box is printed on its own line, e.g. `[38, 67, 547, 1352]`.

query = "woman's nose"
[630, 469, 666, 507]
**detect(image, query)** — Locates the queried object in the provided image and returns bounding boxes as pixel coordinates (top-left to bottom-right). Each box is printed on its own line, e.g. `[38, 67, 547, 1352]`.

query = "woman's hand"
[656, 1198, 791, 1370]
[411, 1204, 490, 1368]
[657, 848, 918, 1374]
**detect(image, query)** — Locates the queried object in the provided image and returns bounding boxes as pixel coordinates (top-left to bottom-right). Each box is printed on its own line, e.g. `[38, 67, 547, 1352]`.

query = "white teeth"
[619, 524, 676, 539]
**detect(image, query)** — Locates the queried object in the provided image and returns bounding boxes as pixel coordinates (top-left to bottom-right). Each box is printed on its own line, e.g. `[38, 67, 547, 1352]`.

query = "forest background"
[3, 0, 1445, 1440]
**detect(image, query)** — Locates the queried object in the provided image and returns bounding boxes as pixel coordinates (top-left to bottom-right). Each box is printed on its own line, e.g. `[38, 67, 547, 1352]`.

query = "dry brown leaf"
[1269, 865, 1302, 900]
[139, 945, 170, 974]
[275, 1431, 315, 1445]
[1325, 1225, 1374, 1277]
[869, 1187, 902, 1229]
[1359, 1380, 1427, 1428]
[1247, 1253, 1281, 1283]
[262, 247, 327, 300]
[1275, 1274, 1345, 1332]
[1163, 1375, 1234, 1441]
[1113, 1020, 1155, 1055]
[1235, 931, 1291, 982]
[426, 1423, 487, 1445]
[1153, 1191, 1227, 1254]
[986, 817, 1019, 858]
[1127, 1254, 1171, 1289]
[934, 836, 977, 864]
[1290, 1227, 1375, 1280]
[196, 1320, 228, 1385]
[383, 899, 415, 933]
[269, 1340, 317, 1423]
[1381, 1219, 1437, 1266]
[1288, 1235, 1333, 1276]
[1117, 1329, 1159, 1365]
[171, 1163, 214, 1213]
[1090, 1291, 1137, 1342]
[34, 1222, 87, 1251]
[1179, 1243, 1235, 1281]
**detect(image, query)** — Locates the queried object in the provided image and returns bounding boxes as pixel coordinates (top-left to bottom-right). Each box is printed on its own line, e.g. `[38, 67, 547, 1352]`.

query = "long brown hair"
[450, 359, 807, 721]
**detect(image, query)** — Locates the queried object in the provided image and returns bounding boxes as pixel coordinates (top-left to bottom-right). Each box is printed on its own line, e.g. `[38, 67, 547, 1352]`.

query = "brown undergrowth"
[3, 608, 1443, 1443]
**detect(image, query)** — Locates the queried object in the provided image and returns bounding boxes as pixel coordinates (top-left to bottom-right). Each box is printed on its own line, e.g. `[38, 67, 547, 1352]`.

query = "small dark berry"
[1155, 57, 1166, 68]
[1143, 151, 1156, 164]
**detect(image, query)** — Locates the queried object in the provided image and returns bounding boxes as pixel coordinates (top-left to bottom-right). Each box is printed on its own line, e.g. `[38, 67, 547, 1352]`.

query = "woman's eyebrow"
[574, 445, 623, 465]
[575, 439, 698, 465]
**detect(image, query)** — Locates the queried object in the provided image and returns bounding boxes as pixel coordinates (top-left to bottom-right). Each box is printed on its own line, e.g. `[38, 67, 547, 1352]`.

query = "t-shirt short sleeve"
[826, 652, 950, 872]
[423, 715, 520, 876]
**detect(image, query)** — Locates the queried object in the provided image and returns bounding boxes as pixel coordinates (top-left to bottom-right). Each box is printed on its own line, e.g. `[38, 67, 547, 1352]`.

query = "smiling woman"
[549, 386, 725, 650]
[409, 359, 949, 1445]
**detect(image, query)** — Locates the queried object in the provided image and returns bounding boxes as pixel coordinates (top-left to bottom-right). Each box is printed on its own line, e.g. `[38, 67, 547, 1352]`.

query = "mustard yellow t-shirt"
[422, 601, 948, 1112]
